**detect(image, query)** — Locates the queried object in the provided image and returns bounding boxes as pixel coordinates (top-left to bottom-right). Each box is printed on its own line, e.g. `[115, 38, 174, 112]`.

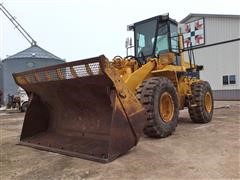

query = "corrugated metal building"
[180, 14, 240, 100]
[2, 45, 64, 104]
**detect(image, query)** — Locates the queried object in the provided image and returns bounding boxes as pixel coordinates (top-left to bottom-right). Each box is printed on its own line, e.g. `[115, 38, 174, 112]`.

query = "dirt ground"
[0, 101, 239, 180]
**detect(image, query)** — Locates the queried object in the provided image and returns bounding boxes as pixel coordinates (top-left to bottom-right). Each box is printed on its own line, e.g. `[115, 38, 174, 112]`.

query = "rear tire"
[188, 81, 213, 123]
[137, 77, 179, 138]
[21, 102, 28, 112]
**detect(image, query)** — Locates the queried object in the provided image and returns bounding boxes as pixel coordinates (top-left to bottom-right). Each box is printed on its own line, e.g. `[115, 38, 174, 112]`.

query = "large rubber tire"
[137, 77, 179, 138]
[188, 81, 213, 123]
[21, 102, 28, 112]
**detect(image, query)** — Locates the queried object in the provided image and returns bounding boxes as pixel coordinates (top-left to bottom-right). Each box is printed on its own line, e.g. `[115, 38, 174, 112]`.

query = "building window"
[223, 75, 228, 85]
[223, 75, 237, 85]
[229, 75, 236, 84]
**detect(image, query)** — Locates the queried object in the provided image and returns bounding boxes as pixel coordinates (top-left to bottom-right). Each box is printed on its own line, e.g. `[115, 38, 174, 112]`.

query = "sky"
[1, 0, 240, 62]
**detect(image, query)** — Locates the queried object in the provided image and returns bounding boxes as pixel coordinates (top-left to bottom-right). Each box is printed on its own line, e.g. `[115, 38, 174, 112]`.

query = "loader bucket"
[13, 55, 146, 163]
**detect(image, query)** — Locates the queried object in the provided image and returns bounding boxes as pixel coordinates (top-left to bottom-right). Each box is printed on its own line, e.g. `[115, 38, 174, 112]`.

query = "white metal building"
[180, 14, 240, 100]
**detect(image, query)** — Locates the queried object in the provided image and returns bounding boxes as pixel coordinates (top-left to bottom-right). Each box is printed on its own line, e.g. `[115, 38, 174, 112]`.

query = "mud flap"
[13, 55, 146, 163]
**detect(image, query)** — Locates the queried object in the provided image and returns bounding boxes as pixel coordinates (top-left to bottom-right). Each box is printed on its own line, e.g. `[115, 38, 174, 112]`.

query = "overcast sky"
[1, 0, 240, 61]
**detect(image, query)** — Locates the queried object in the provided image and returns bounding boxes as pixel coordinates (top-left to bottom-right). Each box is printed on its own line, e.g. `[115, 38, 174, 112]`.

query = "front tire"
[188, 81, 214, 123]
[137, 77, 179, 138]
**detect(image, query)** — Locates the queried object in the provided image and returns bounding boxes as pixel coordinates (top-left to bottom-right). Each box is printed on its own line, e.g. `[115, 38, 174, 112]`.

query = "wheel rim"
[159, 92, 174, 123]
[204, 92, 213, 113]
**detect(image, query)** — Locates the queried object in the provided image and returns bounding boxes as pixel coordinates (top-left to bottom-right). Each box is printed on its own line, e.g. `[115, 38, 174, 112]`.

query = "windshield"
[135, 19, 157, 58]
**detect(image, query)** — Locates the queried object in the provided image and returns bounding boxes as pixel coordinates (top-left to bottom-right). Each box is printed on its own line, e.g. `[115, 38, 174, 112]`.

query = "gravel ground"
[0, 101, 240, 180]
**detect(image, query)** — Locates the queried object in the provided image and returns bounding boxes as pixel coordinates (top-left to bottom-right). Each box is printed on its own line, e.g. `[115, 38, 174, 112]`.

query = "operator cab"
[128, 14, 178, 65]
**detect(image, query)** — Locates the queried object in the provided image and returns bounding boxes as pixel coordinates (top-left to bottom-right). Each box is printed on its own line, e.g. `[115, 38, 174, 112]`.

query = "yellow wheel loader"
[13, 14, 213, 163]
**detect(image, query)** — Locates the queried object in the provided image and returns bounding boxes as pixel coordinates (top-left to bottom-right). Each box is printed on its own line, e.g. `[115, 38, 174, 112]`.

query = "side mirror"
[125, 37, 133, 49]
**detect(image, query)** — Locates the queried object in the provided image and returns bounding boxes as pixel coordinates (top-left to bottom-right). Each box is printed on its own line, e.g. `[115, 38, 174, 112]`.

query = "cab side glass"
[155, 23, 169, 56]
[170, 23, 178, 53]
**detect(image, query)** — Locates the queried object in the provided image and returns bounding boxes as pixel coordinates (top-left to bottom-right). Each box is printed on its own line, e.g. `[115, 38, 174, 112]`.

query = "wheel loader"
[13, 14, 213, 163]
